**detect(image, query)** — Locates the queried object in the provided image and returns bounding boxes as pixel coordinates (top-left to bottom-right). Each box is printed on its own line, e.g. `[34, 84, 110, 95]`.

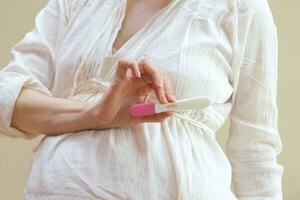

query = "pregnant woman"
[0, 0, 283, 199]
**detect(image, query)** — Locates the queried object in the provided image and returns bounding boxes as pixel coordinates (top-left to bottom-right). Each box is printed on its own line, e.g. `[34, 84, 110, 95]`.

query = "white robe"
[0, 0, 283, 199]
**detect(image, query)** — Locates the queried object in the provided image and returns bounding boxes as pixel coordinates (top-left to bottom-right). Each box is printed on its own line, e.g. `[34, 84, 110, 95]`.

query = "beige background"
[0, 0, 299, 199]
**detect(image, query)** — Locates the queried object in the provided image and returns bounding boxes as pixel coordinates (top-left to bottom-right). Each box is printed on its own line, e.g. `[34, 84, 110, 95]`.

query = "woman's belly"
[24, 114, 237, 200]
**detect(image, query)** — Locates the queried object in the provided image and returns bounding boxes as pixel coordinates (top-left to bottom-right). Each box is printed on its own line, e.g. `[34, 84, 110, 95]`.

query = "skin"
[11, 0, 175, 136]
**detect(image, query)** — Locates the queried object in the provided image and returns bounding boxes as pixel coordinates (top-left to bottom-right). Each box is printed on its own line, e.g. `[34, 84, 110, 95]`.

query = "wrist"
[82, 102, 115, 130]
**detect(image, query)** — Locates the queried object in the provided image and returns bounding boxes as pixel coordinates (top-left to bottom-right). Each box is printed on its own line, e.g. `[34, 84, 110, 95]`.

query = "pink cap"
[129, 103, 156, 117]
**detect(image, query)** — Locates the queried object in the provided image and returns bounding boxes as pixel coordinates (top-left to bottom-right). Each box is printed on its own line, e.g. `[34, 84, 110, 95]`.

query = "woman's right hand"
[86, 58, 176, 130]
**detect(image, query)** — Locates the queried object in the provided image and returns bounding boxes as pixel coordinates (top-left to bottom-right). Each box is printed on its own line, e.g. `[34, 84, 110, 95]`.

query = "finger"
[101, 59, 135, 112]
[116, 59, 141, 79]
[138, 59, 163, 88]
[155, 89, 168, 103]
[131, 78, 149, 90]
[130, 61, 141, 78]
[138, 59, 168, 103]
[132, 112, 173, 124]
[135, 86, 154, 103]
[141, 73, 153, 84]
[163, 76, 176, 102]
[115, 59, 130, 79]
[154, 78, 168, 103]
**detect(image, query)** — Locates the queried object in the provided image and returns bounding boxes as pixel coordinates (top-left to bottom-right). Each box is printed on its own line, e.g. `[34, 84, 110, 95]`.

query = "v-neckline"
[109, 0, 177, 58]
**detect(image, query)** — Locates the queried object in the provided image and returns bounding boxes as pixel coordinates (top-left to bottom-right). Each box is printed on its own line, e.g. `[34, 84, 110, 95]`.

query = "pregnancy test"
[129, 96, 211, 117]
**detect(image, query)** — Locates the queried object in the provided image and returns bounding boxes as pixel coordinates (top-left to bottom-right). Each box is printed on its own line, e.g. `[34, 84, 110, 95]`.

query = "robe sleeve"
[227, 0, 284, 199]
[0, 0, 69, 138]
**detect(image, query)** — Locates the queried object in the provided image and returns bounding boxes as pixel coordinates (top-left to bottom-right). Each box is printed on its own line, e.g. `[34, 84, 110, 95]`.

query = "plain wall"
[0, 0, 299, 199]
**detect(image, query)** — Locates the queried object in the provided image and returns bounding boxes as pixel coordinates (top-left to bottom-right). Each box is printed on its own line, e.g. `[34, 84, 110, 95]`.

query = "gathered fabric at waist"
[62, 78, 226, 136]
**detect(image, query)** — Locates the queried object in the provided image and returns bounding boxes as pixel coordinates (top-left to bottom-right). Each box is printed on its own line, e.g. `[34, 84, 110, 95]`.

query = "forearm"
[11, 88, 97, 136]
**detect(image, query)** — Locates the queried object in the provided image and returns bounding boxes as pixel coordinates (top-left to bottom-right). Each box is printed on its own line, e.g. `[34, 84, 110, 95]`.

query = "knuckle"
[159, 86, 165, 93]
[139, 58, 149, 66]
[164, 84, 171, 92]
[117, 59, 126, 66]
[159, 90, 166, 96]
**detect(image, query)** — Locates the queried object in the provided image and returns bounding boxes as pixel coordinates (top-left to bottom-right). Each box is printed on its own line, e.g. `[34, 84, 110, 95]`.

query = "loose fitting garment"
[0, 0, 284, 199]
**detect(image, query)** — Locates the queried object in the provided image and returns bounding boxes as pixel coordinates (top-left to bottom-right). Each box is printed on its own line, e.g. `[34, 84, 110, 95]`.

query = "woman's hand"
[86, 58, 176, 129]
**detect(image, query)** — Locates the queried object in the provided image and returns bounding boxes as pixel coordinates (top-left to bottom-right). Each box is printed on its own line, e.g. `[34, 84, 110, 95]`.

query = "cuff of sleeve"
[232, 167, 284, 200]
[0, 75, 52, 139]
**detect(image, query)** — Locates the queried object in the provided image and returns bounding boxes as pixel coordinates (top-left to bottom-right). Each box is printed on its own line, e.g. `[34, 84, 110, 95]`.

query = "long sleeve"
[0, 0, 69, 138]
[226, 0, 284, 199]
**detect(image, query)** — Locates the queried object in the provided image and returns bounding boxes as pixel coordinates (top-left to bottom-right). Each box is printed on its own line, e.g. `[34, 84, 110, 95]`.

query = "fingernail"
[168, 94, 176, 101]
[136, 70, 141, 78]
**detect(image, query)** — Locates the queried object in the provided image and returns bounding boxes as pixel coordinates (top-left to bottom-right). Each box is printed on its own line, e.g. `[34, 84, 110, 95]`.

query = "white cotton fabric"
[0, 0, 283, 199]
